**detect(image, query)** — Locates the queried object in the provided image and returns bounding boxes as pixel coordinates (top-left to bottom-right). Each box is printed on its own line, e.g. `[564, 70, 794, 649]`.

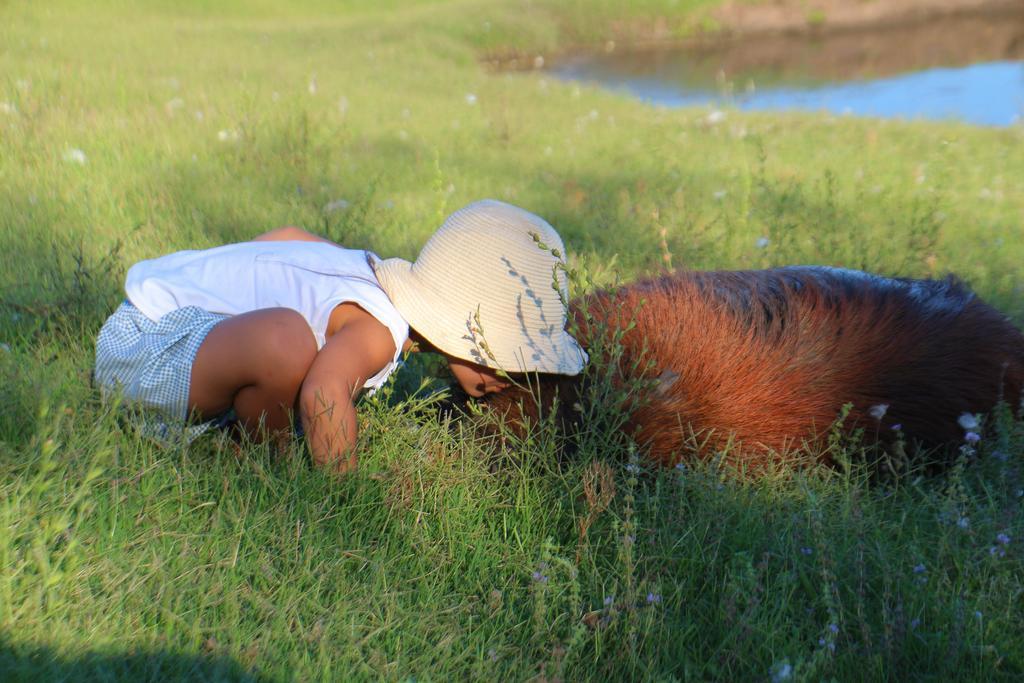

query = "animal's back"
[587, 267, 1024, 466]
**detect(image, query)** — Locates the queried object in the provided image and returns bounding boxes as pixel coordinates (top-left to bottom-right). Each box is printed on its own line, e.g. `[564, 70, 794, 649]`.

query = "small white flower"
[194, 110, 204, 121]
[323, 199, 350, 213]
[308, 76, 318, 95]
[755, 237, 770, 249]
[63, 148, 87, 164]
[0, 101, 16, 115]
[217, 129, 239, 142]
[958, 413, 979, 431]
[957, 516, 970, 530]
[165, 97, 185, 114]
[533, 55, 545, 69]
[706, 110, 726, 124]
[869, 404, 889, 420]
[712, 189, 727, 200]
[465, 93, 477, 105]
[0, 343, 11, 353]
[770, 660, 793, 682]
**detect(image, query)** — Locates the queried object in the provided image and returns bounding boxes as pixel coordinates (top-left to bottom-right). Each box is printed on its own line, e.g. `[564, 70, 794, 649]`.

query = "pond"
[550, 10, 1024, 127]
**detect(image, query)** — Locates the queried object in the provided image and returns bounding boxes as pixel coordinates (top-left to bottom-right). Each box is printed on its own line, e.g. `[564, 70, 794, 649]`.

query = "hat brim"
[374, 256, 587, 375]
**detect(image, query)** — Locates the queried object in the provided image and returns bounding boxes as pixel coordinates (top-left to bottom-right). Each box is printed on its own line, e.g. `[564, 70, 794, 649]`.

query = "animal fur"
[477, 266, 1024, 470]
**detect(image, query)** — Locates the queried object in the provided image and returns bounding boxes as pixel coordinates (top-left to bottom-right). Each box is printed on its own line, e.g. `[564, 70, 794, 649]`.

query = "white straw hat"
[374, 199, 588, 375]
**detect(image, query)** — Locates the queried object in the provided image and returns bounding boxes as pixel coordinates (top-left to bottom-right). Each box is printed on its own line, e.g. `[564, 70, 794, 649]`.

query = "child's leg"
[189, 308, 317, 437]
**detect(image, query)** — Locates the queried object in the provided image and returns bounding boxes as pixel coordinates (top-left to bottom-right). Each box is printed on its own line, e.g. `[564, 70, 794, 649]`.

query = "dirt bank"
[710, 0, 1023, 39]
[594, 6, 1024, 84]
[490, 0, 1023, 72]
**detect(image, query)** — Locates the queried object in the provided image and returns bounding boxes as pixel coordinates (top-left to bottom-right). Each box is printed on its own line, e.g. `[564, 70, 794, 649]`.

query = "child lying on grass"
[94, 200, 588, 473]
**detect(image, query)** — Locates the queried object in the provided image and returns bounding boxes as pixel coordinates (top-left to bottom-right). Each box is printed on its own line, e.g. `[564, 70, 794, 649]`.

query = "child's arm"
[252, 226, 341, 246]
[297, 312, 396, 474]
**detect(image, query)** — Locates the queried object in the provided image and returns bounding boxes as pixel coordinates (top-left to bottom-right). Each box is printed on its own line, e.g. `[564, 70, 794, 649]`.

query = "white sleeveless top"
[125, 241, 409, 391]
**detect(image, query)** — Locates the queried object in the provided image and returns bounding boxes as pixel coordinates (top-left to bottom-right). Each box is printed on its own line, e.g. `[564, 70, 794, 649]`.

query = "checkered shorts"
[94, 300, 231, 442]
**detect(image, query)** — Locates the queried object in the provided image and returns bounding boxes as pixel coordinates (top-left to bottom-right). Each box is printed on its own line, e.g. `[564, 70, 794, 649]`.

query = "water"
[551, 11, 1024, 127]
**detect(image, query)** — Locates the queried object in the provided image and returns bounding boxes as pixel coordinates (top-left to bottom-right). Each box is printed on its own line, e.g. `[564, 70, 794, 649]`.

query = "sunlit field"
[2, 1, 1023, 680]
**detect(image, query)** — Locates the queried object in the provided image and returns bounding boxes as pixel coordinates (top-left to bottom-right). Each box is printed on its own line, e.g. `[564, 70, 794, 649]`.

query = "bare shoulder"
[323, 302, 397, 371]
[298, 303, 397, 412]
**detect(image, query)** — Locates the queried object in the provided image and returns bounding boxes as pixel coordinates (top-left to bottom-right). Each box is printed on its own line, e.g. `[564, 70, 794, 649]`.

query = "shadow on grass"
[0, 635, 278, 683]
[0, 189, 126, 336]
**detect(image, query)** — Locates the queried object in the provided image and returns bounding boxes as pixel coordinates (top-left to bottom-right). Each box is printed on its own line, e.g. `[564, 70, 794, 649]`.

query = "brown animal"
[476, 266, 1024, 470]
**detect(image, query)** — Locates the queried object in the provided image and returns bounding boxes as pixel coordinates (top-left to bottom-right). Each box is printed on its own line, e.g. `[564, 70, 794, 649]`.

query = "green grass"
[2, 0, 1024, 680]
